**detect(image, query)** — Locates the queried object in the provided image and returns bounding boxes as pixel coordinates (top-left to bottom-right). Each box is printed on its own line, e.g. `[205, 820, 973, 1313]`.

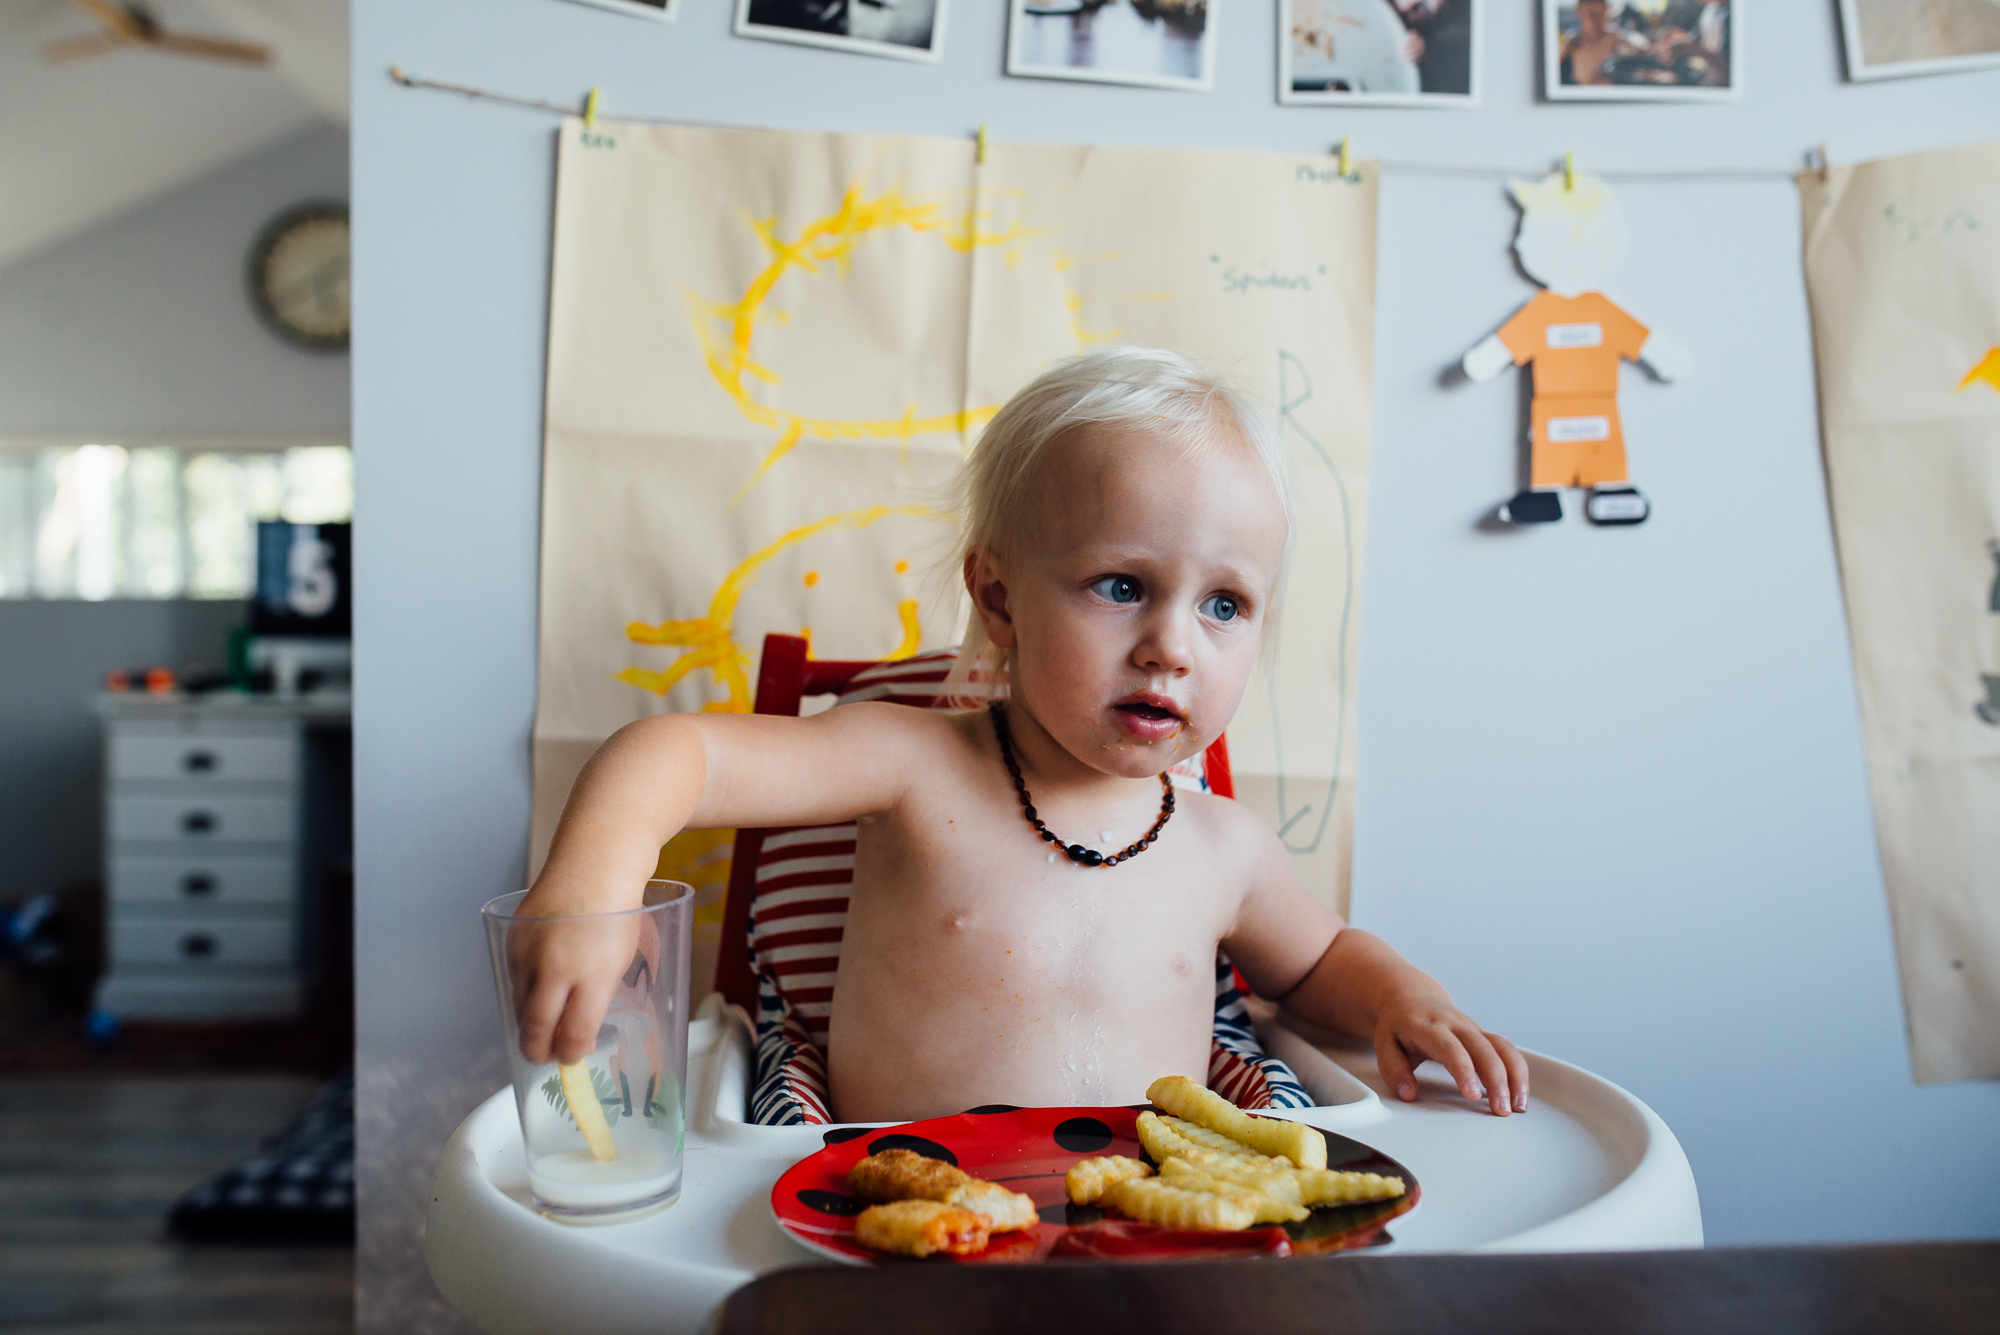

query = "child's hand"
[1372, 987, 1529, 1117]
[505, 901, 641, 1067]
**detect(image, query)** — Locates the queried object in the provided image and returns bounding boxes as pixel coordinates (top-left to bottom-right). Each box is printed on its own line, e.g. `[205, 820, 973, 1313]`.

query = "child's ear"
[964, 548, 1018, 649]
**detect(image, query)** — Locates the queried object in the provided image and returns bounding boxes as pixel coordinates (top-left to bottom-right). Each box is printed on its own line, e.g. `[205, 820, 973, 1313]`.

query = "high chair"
[713, 633, 1309, 1123]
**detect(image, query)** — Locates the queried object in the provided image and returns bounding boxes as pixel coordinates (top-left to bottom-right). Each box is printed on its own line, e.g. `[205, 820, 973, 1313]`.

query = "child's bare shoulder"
[1173, 787, 1285, 857]
[811, 700, 989, 759]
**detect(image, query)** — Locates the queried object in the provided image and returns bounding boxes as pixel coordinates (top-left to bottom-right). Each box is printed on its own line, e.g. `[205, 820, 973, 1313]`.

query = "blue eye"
[1202, 594, 1241, 622]
[1091, 575, 1141, 604]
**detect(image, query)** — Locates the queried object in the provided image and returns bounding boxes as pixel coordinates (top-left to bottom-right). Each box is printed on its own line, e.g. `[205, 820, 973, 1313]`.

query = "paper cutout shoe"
[1499, 489, 1562, 524]
[1585, 487, 1650, 526]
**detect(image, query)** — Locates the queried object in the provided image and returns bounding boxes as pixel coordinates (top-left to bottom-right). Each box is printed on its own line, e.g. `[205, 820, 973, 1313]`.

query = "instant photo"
[1544, 0, 1738, 101]
[1007, 0, 1217, 93]
[735, 0, 947, 63]
[1840, 0, 2000, 82]
[561, 0, 679, 20]
[1281, 0, 1480, 107]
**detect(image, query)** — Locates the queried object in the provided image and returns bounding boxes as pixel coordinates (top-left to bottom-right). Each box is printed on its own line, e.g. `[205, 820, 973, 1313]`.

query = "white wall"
[0, 122, 349, 438]
[352, 2, 2000, 1327]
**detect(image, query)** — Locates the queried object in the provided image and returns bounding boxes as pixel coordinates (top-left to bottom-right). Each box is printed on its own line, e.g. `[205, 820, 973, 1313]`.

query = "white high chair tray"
[426, 1003, 1701, 1335]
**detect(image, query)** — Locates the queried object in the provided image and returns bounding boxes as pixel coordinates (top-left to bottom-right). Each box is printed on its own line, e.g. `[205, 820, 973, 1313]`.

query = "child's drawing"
[1461, 169, 1690, 527]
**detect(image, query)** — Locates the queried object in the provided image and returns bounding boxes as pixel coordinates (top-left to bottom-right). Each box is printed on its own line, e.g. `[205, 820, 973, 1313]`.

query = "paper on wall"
[1799, 138, 2000, 1084]
[534, 121, 1377, 939]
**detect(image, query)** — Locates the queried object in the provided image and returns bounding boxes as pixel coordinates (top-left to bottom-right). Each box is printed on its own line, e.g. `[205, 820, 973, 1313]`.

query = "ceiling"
[0, 0, 348, 273]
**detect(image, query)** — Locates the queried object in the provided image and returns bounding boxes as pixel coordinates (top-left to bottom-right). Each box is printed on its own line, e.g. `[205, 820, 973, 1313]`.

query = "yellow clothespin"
[1338, 136, 1352, 181]
[976, 122, 988, 166]
[584, 85, 600, 129]
[1563, 150, 1577, 191]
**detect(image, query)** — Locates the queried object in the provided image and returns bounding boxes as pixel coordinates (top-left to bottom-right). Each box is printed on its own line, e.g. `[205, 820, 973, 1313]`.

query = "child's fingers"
[1453, 1026, 1516, 1117]
[1374, 1028, 1421, 1102]
[1489, 1030, 1531, 1113]
[517, 979, 572, 1067]
[550, 980, 617, 1066]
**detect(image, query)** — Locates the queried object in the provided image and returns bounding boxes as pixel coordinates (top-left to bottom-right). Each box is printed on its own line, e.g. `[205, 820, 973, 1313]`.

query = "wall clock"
[249, 202, 350, 351]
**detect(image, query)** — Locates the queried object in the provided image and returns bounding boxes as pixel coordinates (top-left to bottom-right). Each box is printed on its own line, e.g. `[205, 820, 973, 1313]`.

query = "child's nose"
[1133, 610, 1195, 673]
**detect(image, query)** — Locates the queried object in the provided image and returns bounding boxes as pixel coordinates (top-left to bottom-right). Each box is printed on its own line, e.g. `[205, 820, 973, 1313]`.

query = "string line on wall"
[386, 66, 1813, 184]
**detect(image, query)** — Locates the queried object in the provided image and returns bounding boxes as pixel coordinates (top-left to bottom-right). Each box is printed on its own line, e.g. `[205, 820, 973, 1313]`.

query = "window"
[0, 445, 351, 600]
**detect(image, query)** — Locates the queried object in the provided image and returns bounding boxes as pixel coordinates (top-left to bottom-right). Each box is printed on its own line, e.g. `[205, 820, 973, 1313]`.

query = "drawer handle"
[181, 873, 216, 897]
[181, 933, 217, 959]
[181, 811, 216, 835]
[182, 750, 218, 773]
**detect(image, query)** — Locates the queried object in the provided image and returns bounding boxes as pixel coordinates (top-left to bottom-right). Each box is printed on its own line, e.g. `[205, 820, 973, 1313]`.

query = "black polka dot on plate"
[821, 1127, 869, 1146]
[1052, 1117, 1114, 1153]
[796, 1189, 867, 1216]
[962, 1104, 1024, 1115]
[865, 1133, 959, 1165]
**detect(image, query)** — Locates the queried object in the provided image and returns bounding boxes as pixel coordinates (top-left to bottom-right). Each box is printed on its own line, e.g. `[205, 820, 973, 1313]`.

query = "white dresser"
[93, 692, 350, 1020]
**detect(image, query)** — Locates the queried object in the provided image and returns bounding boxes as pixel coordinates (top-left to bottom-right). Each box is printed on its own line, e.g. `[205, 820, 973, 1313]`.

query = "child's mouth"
[1112, 699, 1185, 740]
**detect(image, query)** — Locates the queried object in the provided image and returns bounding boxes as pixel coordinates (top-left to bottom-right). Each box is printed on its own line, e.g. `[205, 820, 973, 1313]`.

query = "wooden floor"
[0, 1076, 354, 1334]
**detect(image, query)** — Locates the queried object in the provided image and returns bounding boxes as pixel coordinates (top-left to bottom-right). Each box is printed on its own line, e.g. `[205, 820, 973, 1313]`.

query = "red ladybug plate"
[769, 1105, 1419, 1264]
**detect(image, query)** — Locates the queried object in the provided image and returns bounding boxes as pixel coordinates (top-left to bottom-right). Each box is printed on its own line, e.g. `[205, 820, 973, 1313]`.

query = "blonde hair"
[942, 346, 1294, 706]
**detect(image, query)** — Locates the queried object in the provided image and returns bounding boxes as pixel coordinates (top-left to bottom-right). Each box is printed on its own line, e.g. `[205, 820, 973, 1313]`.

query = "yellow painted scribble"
[618, 505, 941, 711]
[1960, 347, 2000, 395]
[890, 599, 922, 660]
[692, 178, 1043, 502]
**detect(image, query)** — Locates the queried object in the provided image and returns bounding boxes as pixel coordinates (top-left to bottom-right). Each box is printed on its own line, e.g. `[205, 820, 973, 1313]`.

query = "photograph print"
[1006, 1, 1217, 93]
[1840, 0, 2000, 81]
[1544, 0, 1738, 100]
[735, 0, 948, 63]
[1281, 0, 1480, 107]
[562, 0, 678, 20]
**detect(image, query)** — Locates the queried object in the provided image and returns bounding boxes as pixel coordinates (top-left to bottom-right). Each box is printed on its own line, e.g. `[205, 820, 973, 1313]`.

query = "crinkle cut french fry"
[1065, 1155, 1153, 1206]
[1158, 1159, 1308, 1224]
[558, 1061, 617, 1162]
[854, 1200, 990, 1257]
[1158, 1149, 1303, 1207]
[1293, 1168, 1407, 1205]
[1147, 1075, 1328, 1169]
[1102, 1177, 1258, 1232]
[1155, 1114, 1270, 1162]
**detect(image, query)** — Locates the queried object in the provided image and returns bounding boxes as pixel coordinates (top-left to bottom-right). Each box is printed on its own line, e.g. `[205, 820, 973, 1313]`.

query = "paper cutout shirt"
[1497, 290, 1650, 488]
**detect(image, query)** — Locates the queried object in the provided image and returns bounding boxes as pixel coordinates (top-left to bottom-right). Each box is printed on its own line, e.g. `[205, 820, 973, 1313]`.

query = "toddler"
[517, 347, 1526, 1122]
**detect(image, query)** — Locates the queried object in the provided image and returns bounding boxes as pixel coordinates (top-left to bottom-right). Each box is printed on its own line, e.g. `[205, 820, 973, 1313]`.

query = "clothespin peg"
[976, 122, 988, 165]
[584, 85, 600, 129]
[1563, 150, 1576, 192]
[1338, 135, 1352, 181]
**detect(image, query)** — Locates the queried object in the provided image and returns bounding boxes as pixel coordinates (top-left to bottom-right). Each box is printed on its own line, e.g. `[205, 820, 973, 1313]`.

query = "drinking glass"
[482, 881, 693, 1224]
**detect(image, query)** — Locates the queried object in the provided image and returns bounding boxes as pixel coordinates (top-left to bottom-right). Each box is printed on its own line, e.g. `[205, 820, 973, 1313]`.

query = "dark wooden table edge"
[714, 1240, 2000, 1335]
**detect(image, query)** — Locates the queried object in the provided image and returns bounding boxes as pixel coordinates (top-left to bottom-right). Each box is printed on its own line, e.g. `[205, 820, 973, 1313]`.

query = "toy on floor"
[1461, 164, 1691, 526]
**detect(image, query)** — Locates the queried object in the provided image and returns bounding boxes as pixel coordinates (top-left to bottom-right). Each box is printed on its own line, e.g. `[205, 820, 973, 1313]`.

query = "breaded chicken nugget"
[1064, 1155, 1153, 1206]
[946, 1181, 1038, 1232]
[853, 1200, 990, 1257]
[847, 1148, 972, 1203]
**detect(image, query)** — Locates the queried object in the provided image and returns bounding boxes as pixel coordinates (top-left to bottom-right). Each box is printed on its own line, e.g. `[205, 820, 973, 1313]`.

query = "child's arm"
[513, 703, 930, 1065]
[1219, 808, 1529, 1117]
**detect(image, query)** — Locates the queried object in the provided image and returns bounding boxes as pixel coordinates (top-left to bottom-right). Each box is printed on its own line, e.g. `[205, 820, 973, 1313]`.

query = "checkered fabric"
[747, 652, 1311, 1124]
[167, 1069, 355, 1242]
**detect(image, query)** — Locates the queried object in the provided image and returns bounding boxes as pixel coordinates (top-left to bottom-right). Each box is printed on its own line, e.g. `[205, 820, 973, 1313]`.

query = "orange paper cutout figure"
[1462, 171, 1690, 526]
